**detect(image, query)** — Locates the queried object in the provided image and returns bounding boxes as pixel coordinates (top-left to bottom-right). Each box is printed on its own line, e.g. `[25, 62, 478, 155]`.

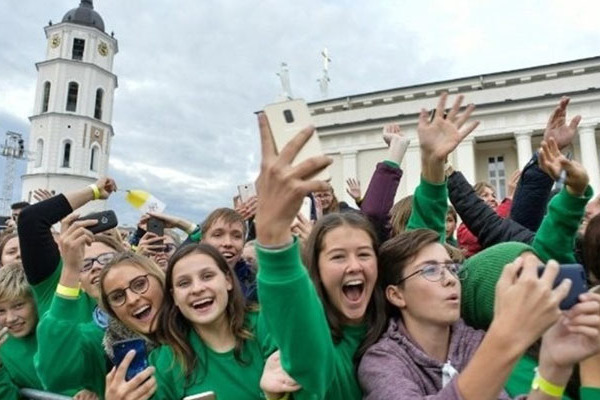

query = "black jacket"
[448, 171, 535, 249]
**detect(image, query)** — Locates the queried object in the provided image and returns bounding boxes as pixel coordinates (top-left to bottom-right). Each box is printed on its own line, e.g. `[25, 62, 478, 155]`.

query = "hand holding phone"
[112, 339, 149, 381]
[538, 264, 588, 310]
[147, 217, 165, 247]
[264, 99, 330, 181]
[238, 183, 257, 203]
[106, 347, 156, 400]
[76, 210, 118, 234]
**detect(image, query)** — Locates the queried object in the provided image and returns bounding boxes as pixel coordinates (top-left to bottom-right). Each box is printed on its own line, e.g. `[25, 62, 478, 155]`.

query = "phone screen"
[112, 339, 149, 381]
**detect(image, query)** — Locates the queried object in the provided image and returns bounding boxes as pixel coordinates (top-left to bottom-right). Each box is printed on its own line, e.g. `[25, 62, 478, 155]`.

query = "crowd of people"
[0, 93, 600, 400]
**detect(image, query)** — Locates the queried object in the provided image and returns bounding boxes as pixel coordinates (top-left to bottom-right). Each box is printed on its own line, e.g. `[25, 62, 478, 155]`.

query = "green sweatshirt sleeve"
[35, 295, 106, 398]
[406, 176, 448, 242]
[0, 366, 20, 400]
[532, 186, 593, 263]
[31, 260, 62, 317]
[580, 387, 600, 399]
[257, 239, 335, 400]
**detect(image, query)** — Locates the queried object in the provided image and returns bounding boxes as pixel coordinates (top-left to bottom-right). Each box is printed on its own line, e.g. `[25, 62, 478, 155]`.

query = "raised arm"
[255, 113, 336, 398]
[448, 170, 536, 248]
[511, 97, 580, 231]
[533, 138, 592, 263]
[407, 93, 479, 241]
[360, 124, 409, 242]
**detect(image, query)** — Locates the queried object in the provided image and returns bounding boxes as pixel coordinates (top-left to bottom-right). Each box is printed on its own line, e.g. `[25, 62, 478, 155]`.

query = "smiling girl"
[149, 243, 281, 399]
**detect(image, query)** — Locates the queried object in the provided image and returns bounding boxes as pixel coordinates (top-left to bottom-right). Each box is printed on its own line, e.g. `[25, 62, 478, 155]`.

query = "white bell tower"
[21, 0, 118, 209]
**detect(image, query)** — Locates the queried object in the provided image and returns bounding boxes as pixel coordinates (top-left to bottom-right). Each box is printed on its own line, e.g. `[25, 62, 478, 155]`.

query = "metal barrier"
[19, 388, 72, 400]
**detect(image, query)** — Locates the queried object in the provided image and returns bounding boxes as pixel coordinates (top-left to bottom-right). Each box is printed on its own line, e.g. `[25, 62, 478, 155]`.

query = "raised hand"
[418, 93, 479, 162]
[58, 213, 96, 272]
[291, 213, 314, 243]
[544, 97, 581, 150]
[33, 188, 53, 202]
[94, 177, 118, 200]
[260, 350, 301, 399]
[235, 196, 258, 221]
[539, 138, 589, 196]
[255, 113, 332, 246]
[136, 232, 166, 257]
[506, 169, 521, 200]
[418, 93, 479, 182]
[105, 351, 156, 400]
[345, 178, 362, 201]
[383, 123, 410, 165]
[147, 211, 196, 233]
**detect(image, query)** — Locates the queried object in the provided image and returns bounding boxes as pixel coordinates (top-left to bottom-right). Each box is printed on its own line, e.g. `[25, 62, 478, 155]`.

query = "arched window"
[90, 146, 99, 171]
[42, 82, 51, 112]
[35, 139, 44, 167]
[62, 141, 72, 168]
[66, 82, 78, 112]
[94, 89, 103, 120]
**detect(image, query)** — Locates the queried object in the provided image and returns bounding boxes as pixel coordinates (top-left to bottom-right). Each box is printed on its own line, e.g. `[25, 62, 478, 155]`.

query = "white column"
[403, 143, 421, 196]
[579, 125, 600, 193]
[514, 130, 533, 170]
[455, 137, 476, 184]
[341, 150, 358, 203]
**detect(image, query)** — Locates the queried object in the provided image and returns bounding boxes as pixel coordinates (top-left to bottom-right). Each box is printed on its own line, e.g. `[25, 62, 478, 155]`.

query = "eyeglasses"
[106, 274, 150, 307]
[397, 262, 466, 284]
[81, 252, 116, 273]
[163, 243, 176, 253]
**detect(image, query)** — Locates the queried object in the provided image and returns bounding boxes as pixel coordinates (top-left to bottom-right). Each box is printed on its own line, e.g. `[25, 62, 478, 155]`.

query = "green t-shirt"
[150, 311, 276, 400]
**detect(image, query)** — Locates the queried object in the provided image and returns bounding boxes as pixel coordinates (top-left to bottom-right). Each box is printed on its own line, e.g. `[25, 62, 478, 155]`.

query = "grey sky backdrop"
[1, 0, 599, 225]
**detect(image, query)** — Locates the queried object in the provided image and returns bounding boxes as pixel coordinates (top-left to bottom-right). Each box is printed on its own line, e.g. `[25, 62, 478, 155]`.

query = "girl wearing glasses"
[147, 243, 288, 400]
[252, 94, 480, 399]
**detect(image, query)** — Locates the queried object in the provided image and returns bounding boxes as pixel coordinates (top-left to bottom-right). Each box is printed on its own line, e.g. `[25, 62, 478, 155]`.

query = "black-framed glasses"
[81, 252, 116, 273]
[106, 274, 150, 307]
[163, 243, 176, 253]
[397, 262, 466, 284]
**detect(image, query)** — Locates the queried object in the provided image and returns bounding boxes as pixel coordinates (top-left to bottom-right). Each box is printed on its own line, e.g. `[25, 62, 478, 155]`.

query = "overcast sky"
[0, 0, 599, 226]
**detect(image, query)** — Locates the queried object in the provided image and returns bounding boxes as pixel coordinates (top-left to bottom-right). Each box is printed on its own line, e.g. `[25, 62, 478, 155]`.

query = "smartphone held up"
[263, 99, 330, 181]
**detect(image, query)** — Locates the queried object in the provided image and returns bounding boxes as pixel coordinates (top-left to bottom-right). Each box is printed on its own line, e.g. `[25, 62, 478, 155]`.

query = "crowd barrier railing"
[19, 388, 72, 400]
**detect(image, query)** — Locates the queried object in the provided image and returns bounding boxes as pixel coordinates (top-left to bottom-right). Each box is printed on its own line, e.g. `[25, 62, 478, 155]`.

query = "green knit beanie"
[461, 242, 539, 330]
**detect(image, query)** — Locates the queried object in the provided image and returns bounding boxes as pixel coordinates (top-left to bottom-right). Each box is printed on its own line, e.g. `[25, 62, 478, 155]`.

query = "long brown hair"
[302, 212, 386, 360]
[155, 243, 253, 382]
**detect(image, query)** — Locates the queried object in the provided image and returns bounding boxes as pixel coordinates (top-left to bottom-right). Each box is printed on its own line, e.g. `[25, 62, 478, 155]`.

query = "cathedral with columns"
[21, 0, 117, 211]
[309, 57, 600, 203]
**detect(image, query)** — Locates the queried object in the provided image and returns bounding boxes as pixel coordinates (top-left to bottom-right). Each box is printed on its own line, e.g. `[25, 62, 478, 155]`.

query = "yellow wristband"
[532, 368, 565, 398]
[89, 184, 101, 200]
[56, 283, 80, 298]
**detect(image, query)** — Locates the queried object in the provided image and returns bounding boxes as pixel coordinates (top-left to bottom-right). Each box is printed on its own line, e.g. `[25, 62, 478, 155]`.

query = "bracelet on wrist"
[56, 283, 81, 299]
[531, 367, 566, 398]
[88, 184, 101, 200]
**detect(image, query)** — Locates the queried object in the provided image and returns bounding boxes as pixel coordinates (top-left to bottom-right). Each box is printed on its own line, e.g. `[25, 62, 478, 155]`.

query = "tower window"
[90, 146, 99, 171]
[62, 141, 72, 168]
[66, 82, 79, 112]
[94, 89, 103, 120]
[42, 82, 51, 112]
[72, 38, 85, 60]
[35, 139, 44, 167]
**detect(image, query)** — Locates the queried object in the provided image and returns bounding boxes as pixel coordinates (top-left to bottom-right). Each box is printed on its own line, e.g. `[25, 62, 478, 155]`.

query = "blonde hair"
[99, 252, 165, 319]
[473, 182, 495, 197]
[0, 262, 31, 302]
[389, 195, 413, 237]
